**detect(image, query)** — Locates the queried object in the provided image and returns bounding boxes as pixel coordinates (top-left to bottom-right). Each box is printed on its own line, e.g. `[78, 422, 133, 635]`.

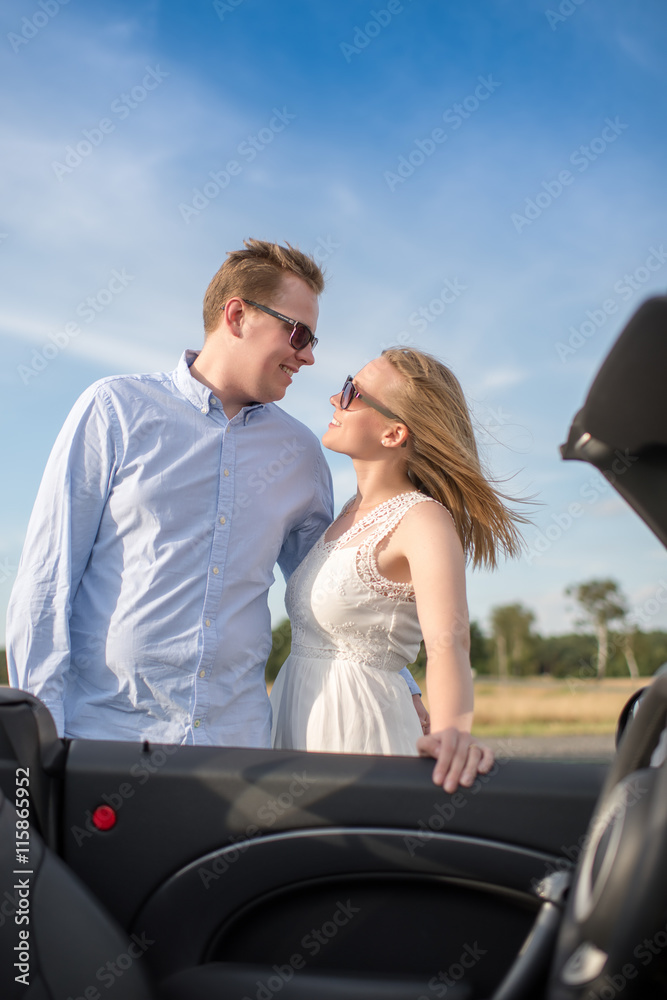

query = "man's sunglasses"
[339, 375, 400, 420]
[242, 300, 318, 351]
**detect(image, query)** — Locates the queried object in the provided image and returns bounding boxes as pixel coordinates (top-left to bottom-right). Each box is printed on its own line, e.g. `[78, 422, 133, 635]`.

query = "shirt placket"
[191, 409, 237, 741]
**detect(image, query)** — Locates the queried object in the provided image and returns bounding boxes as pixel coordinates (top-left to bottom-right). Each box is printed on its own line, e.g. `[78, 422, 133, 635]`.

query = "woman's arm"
[398, 501, 494, 791]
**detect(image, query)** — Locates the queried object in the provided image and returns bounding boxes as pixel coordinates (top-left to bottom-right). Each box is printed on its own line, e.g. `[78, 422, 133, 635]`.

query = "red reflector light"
[92, 805, 117, 831]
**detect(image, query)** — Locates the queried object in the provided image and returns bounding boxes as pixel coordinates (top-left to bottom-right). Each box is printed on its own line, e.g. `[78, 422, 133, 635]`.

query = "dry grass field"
[466, 676, 650, 737]
[268, 674, 650, 739]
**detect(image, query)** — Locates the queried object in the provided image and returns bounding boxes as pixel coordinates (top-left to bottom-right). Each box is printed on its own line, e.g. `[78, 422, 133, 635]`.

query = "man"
[8, 238, 423, 746]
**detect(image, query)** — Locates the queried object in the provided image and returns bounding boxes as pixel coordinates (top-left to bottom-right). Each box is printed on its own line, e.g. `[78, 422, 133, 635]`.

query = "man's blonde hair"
[202, 238, 325, 335]
[381, 347, 528, 569]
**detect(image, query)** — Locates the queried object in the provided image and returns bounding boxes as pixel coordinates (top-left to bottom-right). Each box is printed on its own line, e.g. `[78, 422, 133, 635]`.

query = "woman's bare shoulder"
[403, 495, 456, 531]
[394, 496, 461, 556]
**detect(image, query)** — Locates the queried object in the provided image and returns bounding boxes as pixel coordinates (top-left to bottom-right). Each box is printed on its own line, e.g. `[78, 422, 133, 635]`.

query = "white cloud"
[473, 366, 529, 392]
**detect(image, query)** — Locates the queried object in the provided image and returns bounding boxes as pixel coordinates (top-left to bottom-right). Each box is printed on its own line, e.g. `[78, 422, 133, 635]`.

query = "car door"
[57, 736, 605, 997]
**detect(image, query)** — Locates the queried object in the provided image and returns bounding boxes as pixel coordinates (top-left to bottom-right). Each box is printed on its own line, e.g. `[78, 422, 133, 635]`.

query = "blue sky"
[2, 0, 667, 644]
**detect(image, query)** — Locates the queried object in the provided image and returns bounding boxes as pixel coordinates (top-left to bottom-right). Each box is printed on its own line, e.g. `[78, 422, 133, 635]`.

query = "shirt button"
[219, 516, 226, 525]
[212, 567, 219, 575]
[224, 469, 230, 477]
[200, 406, 208, 414]
[194, 719, 201, 728]
[205, 619, 211, 627]
[199, 670, 206, 678]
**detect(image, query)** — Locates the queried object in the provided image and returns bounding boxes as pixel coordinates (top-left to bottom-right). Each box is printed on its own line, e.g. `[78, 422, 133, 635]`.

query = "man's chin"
[251, 385, 286, 405]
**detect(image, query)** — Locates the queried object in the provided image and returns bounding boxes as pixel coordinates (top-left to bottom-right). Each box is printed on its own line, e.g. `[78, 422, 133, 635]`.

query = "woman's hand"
[417, 727, 494, 793]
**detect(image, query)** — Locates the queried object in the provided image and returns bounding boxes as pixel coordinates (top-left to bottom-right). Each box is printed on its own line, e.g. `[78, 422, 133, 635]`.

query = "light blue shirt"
[8, 351, 420, 745]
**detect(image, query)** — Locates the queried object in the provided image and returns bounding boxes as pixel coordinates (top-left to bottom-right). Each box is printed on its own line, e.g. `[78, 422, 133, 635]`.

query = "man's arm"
[278, 444, 333, 580]
[6, 386, 119, 735]
[400, 666, 421, 696]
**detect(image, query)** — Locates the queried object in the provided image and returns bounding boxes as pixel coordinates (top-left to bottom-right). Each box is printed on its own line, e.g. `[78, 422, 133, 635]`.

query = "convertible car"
[1, 296, 666, 999]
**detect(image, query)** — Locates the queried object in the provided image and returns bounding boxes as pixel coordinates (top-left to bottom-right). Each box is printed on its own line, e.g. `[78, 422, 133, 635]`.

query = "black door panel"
[0, 695, 608, 997]
[61, 741, 606, 931]
[136, 827, 552, 986]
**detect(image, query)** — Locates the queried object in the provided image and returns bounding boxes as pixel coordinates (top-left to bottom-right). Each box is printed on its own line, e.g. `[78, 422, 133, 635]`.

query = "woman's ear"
[381, 424, 410, 449]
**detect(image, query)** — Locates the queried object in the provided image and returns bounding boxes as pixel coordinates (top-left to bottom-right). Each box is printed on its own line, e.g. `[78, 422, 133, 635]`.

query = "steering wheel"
[543, 672, 667, 999]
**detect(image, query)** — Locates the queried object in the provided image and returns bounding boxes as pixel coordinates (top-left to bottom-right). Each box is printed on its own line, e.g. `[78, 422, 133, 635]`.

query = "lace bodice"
[286, 491, 439, 672]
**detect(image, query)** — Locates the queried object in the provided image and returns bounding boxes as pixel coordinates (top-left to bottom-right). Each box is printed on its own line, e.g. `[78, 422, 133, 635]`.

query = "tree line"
[266, 578, 667, 683]
[2, 578, 664, 688]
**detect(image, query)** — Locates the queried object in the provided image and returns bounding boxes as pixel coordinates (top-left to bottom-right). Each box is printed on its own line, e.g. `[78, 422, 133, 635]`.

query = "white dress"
[270, 491, 438, 756]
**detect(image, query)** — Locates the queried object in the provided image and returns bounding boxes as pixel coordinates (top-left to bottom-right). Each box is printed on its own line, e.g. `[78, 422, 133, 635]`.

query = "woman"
[271, 348, 526, 791]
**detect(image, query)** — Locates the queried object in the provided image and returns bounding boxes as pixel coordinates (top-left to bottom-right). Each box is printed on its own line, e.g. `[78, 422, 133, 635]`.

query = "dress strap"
[356, 492, 444, 601]
[362, 491, 438, 547]
[332, 491, 429, 550]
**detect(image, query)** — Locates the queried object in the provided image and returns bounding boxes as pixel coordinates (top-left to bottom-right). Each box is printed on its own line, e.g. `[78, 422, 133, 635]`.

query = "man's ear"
[224, 297, 245, 338]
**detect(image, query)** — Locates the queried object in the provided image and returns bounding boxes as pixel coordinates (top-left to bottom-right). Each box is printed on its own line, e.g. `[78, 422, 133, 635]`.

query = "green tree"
[616, 625, 640, 678]
[470, 620, 493, 675]
[490, 603, 536, 678]
[403, 622, 493, 682]
[532, 632, 598, 678]
[633, 631, 667, 676]
[265, 619, 292, 684]
[565, 579, 628, 678]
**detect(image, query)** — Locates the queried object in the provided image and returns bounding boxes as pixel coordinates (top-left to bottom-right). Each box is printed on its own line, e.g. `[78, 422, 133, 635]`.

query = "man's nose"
[295, 342, 315, 366]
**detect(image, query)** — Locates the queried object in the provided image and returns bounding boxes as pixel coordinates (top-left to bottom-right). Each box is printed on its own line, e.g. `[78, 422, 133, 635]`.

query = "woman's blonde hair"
[382, 347, 528, 570]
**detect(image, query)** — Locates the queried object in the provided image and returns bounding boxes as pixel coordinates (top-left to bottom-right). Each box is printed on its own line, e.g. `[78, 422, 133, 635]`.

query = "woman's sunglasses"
[242, 300, 318, 351]
[339, 375, 400, 420]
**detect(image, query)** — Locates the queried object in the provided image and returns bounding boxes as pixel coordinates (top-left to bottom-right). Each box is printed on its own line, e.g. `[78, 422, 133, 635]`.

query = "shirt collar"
[174, 350, 265, 423]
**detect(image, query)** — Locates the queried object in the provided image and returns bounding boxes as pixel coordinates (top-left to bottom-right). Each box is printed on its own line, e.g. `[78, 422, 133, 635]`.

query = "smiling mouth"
[330, 417, 341, 426]
[279, 364, 296, 376]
